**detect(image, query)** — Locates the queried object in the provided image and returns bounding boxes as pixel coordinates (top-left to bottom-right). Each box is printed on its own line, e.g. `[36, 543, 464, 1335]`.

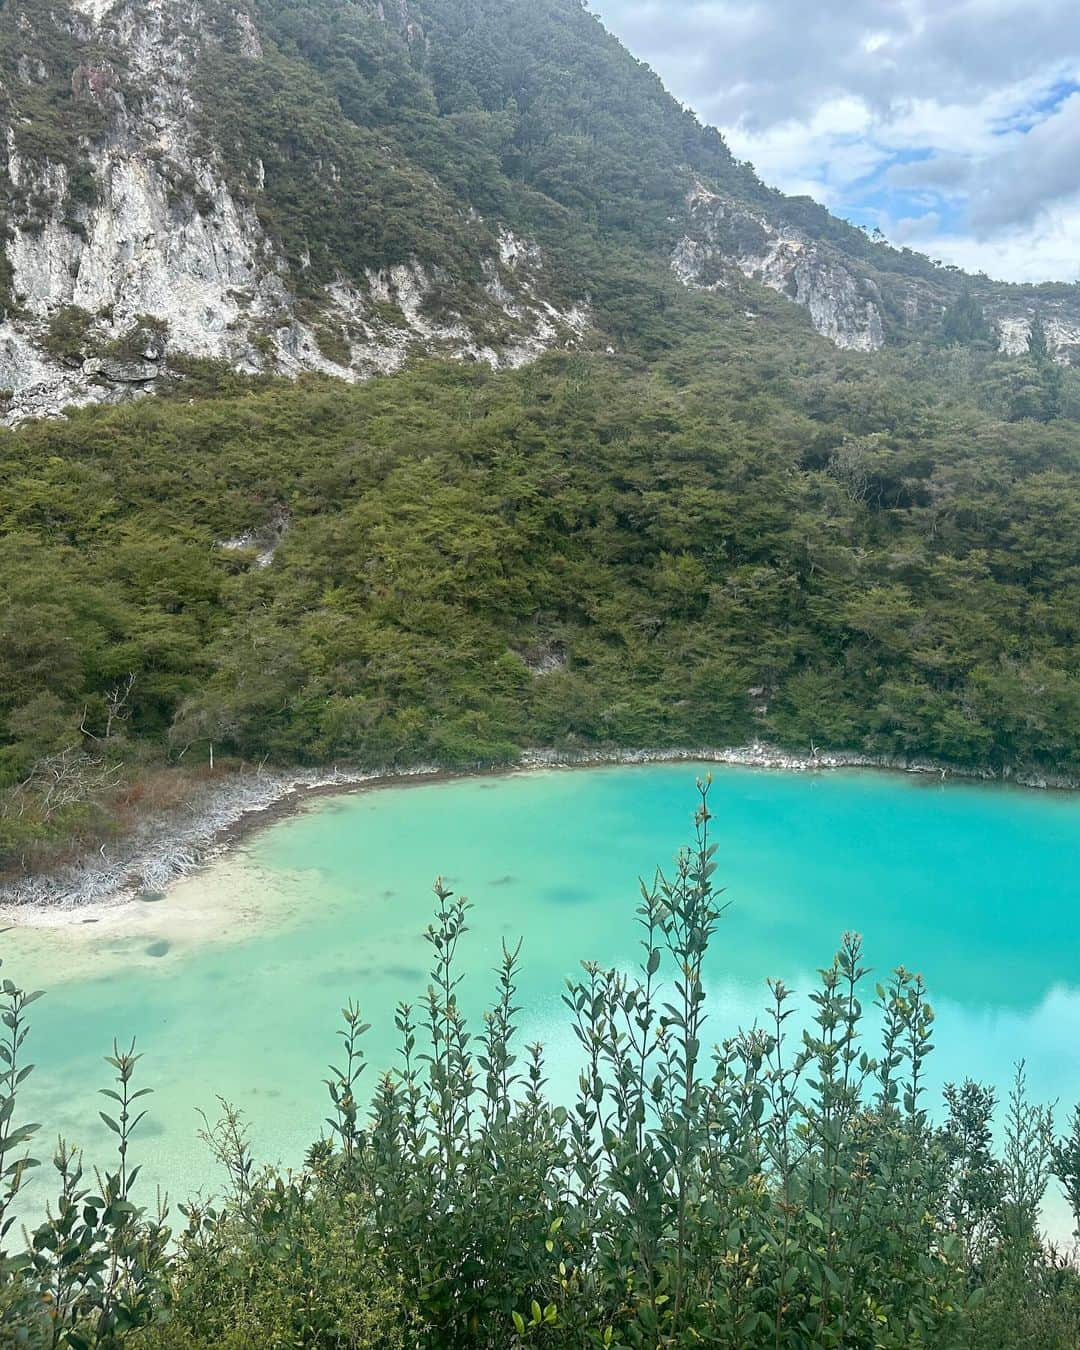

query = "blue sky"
[588, 0, 1080, 283]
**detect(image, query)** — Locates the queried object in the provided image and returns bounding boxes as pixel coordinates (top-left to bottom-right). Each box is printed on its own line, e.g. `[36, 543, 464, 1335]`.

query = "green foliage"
[941, 289, 994, 348]
[1028, 312, 1050, 361]
[237, 0, 751, 264]
[0, 0, 111, 237]
[4, 286, 1080, 870]
[101, 317, 170, 363]
[44, 307, 98, 364]
[0, 965, 170, 1347]
[4, 791, 1080, 1346]
[194, 26, 490, 293]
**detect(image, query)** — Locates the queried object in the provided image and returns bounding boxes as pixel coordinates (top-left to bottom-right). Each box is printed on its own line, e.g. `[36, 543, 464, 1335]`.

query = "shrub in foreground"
[3, 783, 1080, 1347]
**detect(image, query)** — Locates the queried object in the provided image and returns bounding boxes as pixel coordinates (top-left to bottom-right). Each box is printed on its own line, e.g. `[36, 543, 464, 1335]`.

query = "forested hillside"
[0, 0, 1079, 877]
[3, 273, 1079, 873]
[3, 0, 1080, 422]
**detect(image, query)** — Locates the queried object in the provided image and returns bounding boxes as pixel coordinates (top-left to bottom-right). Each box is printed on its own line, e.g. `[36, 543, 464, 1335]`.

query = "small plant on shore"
[3, 785, 1080, 1346]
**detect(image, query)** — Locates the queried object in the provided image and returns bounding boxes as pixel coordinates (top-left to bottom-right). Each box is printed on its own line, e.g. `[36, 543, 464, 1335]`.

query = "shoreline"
[2, 743, 1076, 925]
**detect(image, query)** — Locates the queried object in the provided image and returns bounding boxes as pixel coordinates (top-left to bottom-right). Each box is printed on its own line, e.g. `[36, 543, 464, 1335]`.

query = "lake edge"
[3, 741, 1077, 925]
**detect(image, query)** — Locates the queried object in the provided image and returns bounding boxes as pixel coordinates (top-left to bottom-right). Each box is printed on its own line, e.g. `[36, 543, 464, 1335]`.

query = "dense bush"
[2, 785, 1080, 1347]
[3, 298, 1080, 872]
[3, 0, 1079, 879]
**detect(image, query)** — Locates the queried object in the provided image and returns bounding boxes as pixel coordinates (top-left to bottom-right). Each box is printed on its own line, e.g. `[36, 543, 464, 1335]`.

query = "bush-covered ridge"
[3, 0, 1076, 362]
[2, 785, 1080, 1346]
[2, 278, 1079, 874]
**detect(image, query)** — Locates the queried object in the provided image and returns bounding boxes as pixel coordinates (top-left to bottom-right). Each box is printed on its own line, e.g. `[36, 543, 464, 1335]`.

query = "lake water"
[4, 763, 1080, 1232]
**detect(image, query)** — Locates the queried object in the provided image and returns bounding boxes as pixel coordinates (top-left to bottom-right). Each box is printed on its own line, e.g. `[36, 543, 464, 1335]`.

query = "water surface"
[5, 764, 1080, 1228]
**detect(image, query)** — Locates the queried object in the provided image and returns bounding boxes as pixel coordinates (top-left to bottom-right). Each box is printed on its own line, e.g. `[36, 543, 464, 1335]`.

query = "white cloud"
[588, 0, 1080, 281]
[920, 206, 1080, 283]
[723, 96, 882, 210]
[968, 93, 1080, 232]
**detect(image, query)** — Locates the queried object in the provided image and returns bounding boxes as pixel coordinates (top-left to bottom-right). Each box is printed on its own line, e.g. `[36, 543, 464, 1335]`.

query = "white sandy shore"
[1, 743, 1075, 925]
[0, 766, 437, 924]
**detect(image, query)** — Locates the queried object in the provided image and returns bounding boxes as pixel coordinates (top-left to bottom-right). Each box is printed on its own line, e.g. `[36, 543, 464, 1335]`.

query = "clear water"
[4, 764, 1080, 1232]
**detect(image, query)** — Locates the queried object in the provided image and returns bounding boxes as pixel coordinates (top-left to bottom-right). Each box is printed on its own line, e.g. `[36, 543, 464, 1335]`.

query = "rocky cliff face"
[673, 185, 886, 352]
[0, 0, 586, 423]
[673, 184, 1080, 362]
[994, 313, 1080, 362]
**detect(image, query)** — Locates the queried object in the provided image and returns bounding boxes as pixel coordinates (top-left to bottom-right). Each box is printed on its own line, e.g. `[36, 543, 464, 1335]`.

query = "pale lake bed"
[4, 762, 1079, 1234]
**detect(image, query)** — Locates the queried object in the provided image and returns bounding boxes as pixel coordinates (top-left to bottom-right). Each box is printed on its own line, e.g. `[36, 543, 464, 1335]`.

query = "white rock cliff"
[673, 184, 1080, 362]
[0, 0, 587, 423]
[673, 185, 886, 352]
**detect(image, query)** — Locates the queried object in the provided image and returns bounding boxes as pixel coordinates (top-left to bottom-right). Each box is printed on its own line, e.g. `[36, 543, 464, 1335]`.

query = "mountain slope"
[3, 0, 1079, 425]
[0, 0, 592, 422]
[1, 0, 1079, 882]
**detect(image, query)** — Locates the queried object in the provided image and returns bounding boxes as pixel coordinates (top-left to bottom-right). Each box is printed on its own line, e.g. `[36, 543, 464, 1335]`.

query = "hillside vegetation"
[2, 278, 1079, 872]
[1, 2, 1079, 877]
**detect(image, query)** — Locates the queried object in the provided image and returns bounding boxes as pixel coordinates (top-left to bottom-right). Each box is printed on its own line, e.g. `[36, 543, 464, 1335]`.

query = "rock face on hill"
[1, 0, 1078, 423]
[0, 0, 587, 421]
[672, 185, 887, 352]
[672, 184, 1080, 359]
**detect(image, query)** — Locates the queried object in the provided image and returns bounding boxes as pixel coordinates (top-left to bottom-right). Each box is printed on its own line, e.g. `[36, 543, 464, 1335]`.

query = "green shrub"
[4, 785, 1080, 1347]
[43, 306, 97, 363]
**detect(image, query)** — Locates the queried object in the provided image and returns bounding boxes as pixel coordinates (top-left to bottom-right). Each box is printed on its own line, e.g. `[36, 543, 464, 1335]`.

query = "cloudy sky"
[588, 0, 1080, 283]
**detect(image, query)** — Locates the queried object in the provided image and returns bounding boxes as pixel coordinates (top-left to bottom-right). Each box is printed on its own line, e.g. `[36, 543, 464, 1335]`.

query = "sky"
[587, 0, 1080, 283]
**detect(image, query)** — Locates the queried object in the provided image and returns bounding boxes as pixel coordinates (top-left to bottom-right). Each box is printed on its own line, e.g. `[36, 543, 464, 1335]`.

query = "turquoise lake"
[4, 763, 1080, 1231]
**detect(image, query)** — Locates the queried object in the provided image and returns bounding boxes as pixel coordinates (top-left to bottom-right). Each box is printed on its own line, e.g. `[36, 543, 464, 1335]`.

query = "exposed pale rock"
[16, 54, 48, 84]
[0, 2, 589, 424]
[217, 507, 291, 568]
[83, 355, 161, 383]
[673, 185, 885, 352]
[675, 185, 1080, 362]
[994, 314, 1080, 364]
[233, 9, 262, 58]
[70, 0, 117, 22]
[321, 241, 587, 380]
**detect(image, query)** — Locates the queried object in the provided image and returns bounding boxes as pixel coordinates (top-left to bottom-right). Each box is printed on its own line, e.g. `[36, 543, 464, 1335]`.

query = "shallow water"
[4, 763, 1080, 1231]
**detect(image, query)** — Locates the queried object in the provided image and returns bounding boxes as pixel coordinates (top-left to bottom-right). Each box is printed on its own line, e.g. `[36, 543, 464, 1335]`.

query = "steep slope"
[4, 0, 1078, 426]
[674, 181, 1080, 356]
[0, 0, 589, 422]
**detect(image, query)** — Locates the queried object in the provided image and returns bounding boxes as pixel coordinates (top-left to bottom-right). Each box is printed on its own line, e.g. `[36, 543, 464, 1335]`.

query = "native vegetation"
[3, 280, 1080, 874]
[2, 0, 1080, 881]
[2, 786, 1080, 1347]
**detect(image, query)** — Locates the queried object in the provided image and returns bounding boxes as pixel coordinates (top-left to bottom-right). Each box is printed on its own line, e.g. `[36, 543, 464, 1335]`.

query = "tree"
[941, 288, 994, 347]
[1027, 311, 1050, 360]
